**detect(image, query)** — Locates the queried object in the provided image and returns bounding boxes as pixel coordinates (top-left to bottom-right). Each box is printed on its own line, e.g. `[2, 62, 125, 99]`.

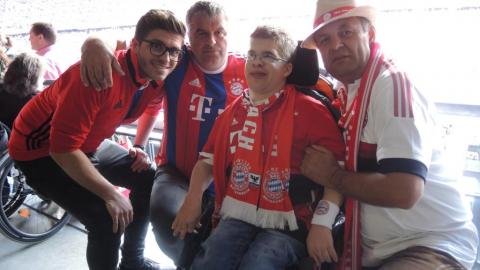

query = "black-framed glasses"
[246, 51, 287, 64]
[142, 39, 184, 62]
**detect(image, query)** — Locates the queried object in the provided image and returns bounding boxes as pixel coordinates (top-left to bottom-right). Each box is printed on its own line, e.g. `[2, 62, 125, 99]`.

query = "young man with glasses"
[8, 10, 186, 270]
[140, 39, 184, 60]
[172, 25, 345, 270]
[80, 2, 247, 268]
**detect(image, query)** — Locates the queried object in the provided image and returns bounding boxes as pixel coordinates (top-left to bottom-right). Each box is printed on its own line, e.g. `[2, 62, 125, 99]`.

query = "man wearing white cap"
[300, 0, 478, 269]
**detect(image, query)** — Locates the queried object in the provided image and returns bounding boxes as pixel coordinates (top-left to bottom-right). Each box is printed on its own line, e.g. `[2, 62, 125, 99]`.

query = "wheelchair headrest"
[286, 41, 320, 87]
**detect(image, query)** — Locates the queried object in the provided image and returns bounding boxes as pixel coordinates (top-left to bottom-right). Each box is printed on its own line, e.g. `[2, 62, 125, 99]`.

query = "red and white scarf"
[336, 43, 384, 270]
[212, 85, 298, 230]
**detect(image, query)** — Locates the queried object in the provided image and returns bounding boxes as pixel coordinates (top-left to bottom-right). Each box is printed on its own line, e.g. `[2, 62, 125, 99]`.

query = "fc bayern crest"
[228, 78, 245, 96]
[315, 200, 330, 215]
[230, 159, 251, 195]
[262, 168, 290, 203]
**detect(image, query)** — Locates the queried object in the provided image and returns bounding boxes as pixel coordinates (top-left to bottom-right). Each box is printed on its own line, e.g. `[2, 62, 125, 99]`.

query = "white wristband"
[311, 200, 340, 229]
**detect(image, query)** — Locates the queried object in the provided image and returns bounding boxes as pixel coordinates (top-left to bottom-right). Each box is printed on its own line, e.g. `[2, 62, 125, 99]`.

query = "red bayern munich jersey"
[157, 47, 247, 178]
[9, 49, 163, 161]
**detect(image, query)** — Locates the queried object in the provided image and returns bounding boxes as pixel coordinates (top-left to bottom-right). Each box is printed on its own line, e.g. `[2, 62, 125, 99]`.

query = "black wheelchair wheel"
[0, 153, 71, 243]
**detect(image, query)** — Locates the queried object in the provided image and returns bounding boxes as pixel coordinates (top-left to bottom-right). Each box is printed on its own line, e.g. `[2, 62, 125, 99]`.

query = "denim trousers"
[14, 140, 155, 270]
[191, 218, 307, 270]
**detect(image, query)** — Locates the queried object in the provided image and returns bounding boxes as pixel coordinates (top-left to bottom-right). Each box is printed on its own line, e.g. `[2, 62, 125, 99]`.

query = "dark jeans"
[149, 165, 213, 269]
[14, 140, 155, 270]
[191, 218, 307, 270]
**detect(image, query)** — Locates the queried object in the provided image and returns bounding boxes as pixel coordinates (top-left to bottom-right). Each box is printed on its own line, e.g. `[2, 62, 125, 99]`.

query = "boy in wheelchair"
[172, 25, 345, 270]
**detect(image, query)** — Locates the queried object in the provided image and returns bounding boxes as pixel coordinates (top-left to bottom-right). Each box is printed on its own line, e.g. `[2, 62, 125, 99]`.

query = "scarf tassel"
[220, 196, 299, 230]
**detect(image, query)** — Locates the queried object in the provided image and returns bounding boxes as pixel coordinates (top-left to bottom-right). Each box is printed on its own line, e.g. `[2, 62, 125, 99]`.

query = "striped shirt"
[156, 46, 247, 179]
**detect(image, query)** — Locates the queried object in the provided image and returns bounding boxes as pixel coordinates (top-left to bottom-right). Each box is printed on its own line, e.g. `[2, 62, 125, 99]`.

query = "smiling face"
[314, 17, 374, 84]
[132, 29, 184, 81]
[245, 38, 292, 101]
[188, 12, 228, 71]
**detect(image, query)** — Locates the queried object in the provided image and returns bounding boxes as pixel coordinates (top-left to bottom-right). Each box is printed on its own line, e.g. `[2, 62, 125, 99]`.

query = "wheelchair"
[0, 121, 71, 243]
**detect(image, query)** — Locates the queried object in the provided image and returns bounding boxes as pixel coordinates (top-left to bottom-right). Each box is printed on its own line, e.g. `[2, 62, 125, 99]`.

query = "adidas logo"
[189, 78, 201, 88]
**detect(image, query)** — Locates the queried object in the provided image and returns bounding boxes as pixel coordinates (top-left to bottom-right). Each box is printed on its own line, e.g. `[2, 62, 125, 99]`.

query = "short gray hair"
[3, 53, 44, 97]
[186, 1, 226, 26]
[250, 25, 296, 62]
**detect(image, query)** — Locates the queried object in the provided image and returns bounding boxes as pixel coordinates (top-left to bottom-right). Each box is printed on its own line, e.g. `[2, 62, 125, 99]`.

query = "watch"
[133, 144, 145, 151]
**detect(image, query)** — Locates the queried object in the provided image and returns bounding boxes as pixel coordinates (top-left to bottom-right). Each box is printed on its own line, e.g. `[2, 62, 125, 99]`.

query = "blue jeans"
[191, 218, 307, 270]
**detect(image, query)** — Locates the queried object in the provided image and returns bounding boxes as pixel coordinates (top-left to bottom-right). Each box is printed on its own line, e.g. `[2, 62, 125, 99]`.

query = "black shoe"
[118, 258, 161, 270]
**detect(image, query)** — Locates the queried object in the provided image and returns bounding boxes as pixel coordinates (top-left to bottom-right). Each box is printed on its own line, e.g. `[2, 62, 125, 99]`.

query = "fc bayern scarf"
[336, 42, 384, 270]
[212, 85, 298, 230]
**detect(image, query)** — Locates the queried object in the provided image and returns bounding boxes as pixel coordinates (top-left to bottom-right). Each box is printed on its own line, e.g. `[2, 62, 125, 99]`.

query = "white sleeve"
[365, 71, 435, 168]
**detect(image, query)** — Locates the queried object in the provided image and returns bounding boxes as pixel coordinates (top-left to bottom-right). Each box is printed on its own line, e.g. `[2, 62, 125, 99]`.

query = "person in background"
[300, 0, 478, 269]
[79, 1, 247, 268]
[0, 53, 44, 129]
[9, 9, 186, 270]
[0, 33, 13, 80]
[29, 22, 64, 82]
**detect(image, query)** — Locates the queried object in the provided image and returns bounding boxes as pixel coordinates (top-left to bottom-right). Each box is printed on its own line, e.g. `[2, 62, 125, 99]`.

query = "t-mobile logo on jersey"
[189, 94, 213, 121]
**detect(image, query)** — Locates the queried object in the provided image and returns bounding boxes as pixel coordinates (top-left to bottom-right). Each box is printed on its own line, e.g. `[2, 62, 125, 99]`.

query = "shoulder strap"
[295, 86, 341, 122]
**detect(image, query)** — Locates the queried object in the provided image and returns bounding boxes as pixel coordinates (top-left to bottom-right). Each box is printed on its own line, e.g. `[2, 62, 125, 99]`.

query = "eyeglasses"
[246, 51, 287, 64]
[142, 39, 184, 62]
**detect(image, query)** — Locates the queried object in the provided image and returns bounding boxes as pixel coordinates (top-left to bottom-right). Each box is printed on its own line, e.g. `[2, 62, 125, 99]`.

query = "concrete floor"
[1, 213, 479, 270]
[0, 219, 176, 270]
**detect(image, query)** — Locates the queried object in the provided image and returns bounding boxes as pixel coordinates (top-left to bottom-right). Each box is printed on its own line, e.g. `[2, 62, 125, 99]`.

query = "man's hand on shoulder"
[80, 36, 125, 90]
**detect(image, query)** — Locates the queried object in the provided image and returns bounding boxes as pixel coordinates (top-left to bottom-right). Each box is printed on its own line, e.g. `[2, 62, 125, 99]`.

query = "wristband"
[133, 144, 145, 151]
[311, 200, 340, 229]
